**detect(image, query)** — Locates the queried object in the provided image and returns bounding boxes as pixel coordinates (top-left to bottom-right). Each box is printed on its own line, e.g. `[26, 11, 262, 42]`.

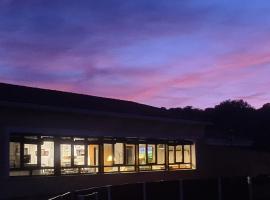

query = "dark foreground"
[44, 175, 270, 200]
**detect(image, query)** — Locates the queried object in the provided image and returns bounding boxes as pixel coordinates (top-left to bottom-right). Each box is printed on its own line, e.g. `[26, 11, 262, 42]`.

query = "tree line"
[166, 100, 270, 151]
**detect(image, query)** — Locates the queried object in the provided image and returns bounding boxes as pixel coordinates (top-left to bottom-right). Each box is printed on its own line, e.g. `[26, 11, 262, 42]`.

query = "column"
[0, 127, 10, 179]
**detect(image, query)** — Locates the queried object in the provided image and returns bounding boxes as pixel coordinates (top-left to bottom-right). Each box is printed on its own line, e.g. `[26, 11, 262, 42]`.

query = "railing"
[48, 175, 270, 200]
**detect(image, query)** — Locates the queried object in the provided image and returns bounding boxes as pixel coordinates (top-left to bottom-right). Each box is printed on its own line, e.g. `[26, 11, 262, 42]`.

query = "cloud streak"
[1, 0, 270, 108]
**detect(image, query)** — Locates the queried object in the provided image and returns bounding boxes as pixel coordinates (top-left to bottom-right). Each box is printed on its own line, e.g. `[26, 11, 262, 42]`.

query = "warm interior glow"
[107, 155, 113, 162]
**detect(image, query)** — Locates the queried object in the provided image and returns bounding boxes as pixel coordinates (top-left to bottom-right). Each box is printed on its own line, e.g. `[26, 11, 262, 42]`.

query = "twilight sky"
[0, 0, 270, 109]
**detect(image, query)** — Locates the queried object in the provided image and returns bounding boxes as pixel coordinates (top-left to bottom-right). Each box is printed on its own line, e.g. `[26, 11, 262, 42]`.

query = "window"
[60, 144, 71, 167]
[9, 134, 196, 176]
[184, 145, 191, 163]
[104, 144, 113, 166]
[157, 144, 165, 164]
[24, 144, 37, 166]
[9, 142, 20, 168]
[169, 146, 175, 164]
[88, 144, 99, 166]
[103, 143, 135, 172]
[41, 141, 54, 167]
[147, 144, 156, 164]
[74, 145, 85, 166]
[125, 144, 135, 165]
[114, 143, 124, 164]
[139, 144, 146, 165]
[176, 145, 183, 163]
[168, 144, 193, 170]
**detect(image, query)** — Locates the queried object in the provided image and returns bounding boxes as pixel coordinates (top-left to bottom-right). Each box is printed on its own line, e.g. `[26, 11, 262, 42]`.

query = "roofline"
[0, 82, 157, 109]
[0, 100, 210, 126]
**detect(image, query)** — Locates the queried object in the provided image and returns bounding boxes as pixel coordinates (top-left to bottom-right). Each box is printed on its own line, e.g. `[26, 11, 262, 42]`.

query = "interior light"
[107, 155, 113, 162]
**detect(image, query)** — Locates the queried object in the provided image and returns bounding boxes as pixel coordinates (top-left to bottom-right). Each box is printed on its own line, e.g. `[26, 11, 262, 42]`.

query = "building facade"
[1, 83, 269, 199]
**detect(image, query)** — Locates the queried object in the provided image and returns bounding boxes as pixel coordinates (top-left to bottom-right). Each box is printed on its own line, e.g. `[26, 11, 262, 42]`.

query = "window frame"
[9, 134, 195, 176]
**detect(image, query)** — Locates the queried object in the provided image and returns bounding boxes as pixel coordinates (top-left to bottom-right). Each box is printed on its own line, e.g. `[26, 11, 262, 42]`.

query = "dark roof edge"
[0, 100, 209, 126]
[0, 82, 156, 108]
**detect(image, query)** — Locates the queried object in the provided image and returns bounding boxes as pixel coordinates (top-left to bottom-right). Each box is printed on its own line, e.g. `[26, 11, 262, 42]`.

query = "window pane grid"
[9, 135, 195, 176]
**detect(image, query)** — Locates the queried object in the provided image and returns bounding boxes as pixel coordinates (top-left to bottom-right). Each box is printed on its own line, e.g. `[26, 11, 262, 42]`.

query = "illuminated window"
[41, 141, 54, 167]
[176, 145, 183, 163]
[126, 144, 135, 165]
[9, 142, 20, 168]
[74, 145, 85, 166]
[88, 144, 99, 166]
[24, 144, 37, 166]
[139, 144, 146, 165]
[157, 144, 165, 164]
[60, 144, 71, 167]
[169, 146, 175, 164]
[147, 144, 156, 163]
[114, 143, 124, 164]
[184, 145, 191, 163]
[104, 144, 113, 166]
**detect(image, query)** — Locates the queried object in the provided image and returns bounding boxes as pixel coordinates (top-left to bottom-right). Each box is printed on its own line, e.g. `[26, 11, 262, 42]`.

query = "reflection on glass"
[139, 144, 146, 164]
[147, 144, 156, 163]
[9, 142, 20, 168]
[104, 144, 113, 166]
[169, 146, 175, 164]
[176, 145, 183, 163]
[104, 166, 118, 173]
[60, 144, 71, 167]
[74, 145, 85, 166]
[184, 145, 191, 163]
[126, 144, 135, 165]
[24, 144, 37, 166]
[88, 144, 99, 166]
[114, 143, 124, 164]
[120, 166, 135, 171]
[41, 141, 54, 167]
[157, 144, 165, 164]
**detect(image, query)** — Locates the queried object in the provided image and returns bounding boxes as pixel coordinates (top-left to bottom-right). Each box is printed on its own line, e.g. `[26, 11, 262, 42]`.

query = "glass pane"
[126, 144, 135, 165]
[139, 144, 146, 165]
[176, 145, 183, 163]
[180, 164, 192, 169]
[10, 171, 30, 176]
[41, 141, 54, 167]
[61, 168, 79, 174]
[114, 143, 124, 164]
[169, 164, 180, 170]
[147, 144, 156, 163]
[139, 165, 151, 171]
[120, 166, 135, 172]
[104, 144, 113, 166]
[81, 167, 99, 174]
[60, 144, 71, 167]
[9, 142, 20, 168]
[32, 169, 54, 176]
[88, 144, 99, 166]
[24, 144, 37, 166]
[169, 146, 175, 164]
[74, 145, 85, 166]
[104, 166, 118, 173]
[152, 165, 165, 170]
[157, 144, 165, 164]
[184, 145, 191, 163]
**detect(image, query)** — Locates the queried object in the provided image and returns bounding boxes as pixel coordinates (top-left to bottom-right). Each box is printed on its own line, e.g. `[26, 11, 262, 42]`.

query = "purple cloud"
[1, 0, 270, 108]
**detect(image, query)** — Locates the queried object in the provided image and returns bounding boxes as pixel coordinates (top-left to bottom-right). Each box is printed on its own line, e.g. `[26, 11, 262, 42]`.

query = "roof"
[0, 82, 207, 125]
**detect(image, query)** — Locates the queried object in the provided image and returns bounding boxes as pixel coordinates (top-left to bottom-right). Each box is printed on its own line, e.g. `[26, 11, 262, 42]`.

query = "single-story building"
[0, 83, 269, 199]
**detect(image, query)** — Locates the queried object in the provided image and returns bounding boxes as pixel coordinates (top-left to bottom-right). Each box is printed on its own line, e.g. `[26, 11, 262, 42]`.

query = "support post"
[0, 127, 9, 179]
[218, 177, 222, 200]
[179, 180, 183, 200]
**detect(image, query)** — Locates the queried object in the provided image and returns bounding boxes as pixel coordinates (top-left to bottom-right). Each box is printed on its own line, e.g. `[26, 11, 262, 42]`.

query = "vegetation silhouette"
[168, 100, 270, 151]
